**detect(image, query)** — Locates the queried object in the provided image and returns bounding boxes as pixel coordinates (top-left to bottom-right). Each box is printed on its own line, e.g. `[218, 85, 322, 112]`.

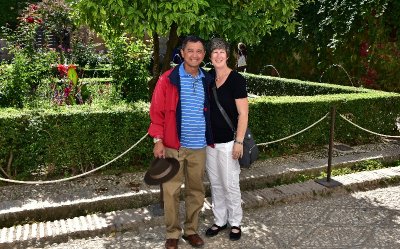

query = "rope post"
[315, 106, 341, 188]
[327, 105, 336, 182]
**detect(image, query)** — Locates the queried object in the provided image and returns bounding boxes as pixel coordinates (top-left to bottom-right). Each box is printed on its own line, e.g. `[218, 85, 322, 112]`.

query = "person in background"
[236, 42, 247, 72]
[205, 38, 248, 241]
[148, 35, 214, 249]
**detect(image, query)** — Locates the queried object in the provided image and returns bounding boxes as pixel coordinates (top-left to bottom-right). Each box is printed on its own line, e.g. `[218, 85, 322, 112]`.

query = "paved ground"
[29, 184, 400, 249]
[1, 141, 399, 248]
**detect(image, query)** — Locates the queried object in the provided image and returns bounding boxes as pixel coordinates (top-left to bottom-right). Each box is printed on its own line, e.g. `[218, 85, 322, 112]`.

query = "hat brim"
[144, 158, 180, 185]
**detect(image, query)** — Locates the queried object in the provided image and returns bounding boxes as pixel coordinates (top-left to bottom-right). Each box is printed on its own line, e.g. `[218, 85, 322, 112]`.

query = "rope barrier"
[339, 114, 400, 139]
[256, 113, 329, 146]
[0, 133, 149, 185]
[1, 111, 396, 184]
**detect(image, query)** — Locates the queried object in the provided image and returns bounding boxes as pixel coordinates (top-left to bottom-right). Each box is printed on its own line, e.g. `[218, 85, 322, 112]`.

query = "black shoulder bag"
[212, 87, 259, 168]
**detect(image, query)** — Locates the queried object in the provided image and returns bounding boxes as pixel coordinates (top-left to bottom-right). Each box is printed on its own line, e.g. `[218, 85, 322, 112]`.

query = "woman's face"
[210, 48, 228, 68]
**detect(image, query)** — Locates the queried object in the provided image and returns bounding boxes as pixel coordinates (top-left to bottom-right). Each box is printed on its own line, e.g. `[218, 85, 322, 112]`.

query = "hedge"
[246, 73, 400, 154]
[0, 74, 399, 179]
[0, 102, 152, 179]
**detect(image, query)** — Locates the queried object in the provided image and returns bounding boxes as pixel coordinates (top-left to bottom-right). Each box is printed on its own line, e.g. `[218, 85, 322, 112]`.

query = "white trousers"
[206, 141, 242, 227]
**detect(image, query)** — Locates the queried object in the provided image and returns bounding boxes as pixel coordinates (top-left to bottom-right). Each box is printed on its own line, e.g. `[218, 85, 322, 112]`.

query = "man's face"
[180, 41, 205, 69]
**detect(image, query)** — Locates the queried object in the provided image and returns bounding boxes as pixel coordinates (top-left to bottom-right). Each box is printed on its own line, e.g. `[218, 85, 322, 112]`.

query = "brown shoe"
[165, 238, 179, 249]
[182, 234, 204, 248]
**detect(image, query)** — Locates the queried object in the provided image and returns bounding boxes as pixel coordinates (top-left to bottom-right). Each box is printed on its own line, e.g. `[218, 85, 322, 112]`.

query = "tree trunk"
[161, 22, 179, 73]
[148, 32, 161, 98]
[148, 22, 179, 98]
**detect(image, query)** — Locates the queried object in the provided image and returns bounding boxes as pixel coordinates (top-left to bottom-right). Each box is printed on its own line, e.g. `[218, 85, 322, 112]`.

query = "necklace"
[216, 70, 231, 82]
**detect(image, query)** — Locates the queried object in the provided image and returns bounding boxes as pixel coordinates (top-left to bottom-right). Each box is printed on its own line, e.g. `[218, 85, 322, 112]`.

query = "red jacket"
[148, 65, 214, 149]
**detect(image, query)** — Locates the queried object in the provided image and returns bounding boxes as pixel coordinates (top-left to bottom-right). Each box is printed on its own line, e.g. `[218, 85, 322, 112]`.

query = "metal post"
[315, 106, 342, 187]
[327, 106, 336, 182]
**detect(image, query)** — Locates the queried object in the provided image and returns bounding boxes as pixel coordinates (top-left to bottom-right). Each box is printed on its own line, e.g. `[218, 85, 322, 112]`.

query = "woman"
[205, 38, 248, 241]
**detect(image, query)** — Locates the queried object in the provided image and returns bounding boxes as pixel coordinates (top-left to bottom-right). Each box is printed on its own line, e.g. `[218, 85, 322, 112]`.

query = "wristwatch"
[153, 137, 162, 144]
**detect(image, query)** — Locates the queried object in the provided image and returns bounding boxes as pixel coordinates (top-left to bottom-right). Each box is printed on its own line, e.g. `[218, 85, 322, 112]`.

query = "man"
[148, 35, 214, 249]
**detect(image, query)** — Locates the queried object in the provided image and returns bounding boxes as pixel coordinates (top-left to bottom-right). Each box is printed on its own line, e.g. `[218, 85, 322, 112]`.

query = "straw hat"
[144, 158, 180, 185]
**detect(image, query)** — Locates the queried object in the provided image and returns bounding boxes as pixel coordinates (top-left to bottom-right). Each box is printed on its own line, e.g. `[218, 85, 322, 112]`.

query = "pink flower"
[64, 87, 71, 97]
[30, 4, 38, 11]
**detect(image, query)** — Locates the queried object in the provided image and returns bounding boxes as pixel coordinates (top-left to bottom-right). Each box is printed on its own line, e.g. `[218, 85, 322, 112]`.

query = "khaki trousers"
[163, 147, 206, 239]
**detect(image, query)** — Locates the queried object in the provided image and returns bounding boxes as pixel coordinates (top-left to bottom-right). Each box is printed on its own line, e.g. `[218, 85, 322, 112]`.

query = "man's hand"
[153, 141, 165, 158]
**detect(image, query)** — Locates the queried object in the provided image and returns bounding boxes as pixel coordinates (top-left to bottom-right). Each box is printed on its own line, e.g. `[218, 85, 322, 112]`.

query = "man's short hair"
[181, 35, 206, 51]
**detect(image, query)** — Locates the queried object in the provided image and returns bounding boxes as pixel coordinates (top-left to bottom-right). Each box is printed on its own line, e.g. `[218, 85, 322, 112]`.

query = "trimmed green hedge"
[245, 73, 400, 155]
[245, 73, 365, 96]
[1, 74, 399, 179]
[0, 102, 152, 179]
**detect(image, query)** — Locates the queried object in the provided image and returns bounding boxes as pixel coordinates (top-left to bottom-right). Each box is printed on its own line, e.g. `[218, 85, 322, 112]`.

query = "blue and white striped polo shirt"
[179, 63, 206, 149]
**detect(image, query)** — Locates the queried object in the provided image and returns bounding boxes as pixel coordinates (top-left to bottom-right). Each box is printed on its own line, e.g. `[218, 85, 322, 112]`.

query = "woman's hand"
[232, 142, 243, 160]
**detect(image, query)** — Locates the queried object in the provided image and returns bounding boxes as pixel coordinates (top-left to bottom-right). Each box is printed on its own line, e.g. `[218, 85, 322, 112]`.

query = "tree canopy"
[69, 0, 301, 44]
[68, 0, 302, 93]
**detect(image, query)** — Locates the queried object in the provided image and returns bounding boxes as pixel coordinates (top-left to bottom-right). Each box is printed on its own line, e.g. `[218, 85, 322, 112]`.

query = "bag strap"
[212, 86, 236, 133]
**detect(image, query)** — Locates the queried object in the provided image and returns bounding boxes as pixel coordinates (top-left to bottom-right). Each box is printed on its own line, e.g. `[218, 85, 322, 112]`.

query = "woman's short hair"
[209, 38, 230, 55]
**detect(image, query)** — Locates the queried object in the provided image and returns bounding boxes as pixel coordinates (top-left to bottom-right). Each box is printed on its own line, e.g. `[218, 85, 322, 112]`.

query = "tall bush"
[0, 49, 57, 108]
[107, 36, 151, 102]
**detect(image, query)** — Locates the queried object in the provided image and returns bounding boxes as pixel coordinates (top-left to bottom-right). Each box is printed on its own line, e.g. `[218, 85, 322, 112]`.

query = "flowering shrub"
[1, 3, 43, 54]
[51, 64, 91, 105]
[0, 1, 105, 108]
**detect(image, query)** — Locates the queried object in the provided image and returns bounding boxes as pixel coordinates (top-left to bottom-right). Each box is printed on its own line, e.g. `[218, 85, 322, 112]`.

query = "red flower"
[57, 64, 68, 76]
[25, 16, 35, 23]
[35, 18, 43, 24]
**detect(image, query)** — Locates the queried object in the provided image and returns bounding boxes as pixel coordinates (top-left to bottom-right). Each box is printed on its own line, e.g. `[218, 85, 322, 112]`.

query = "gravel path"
[30, 184, 400, 249]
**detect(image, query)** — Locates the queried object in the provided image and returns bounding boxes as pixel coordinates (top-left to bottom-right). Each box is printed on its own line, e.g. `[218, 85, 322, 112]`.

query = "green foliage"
[71, 0, 301, 43]
[70, 40, 109, 68]
[48, 64, 92, 105]
[1, 3, 43, 55]
[244, 73, 361, 96]
[0, 102, 151, 179]
[245, 73, 400, 156]
[82, 80, 121, 106]
[0, 0, 113, 108]
[0, 49, 57, 108]
[39, 0, 75, 38]
[1, 74, 400, 179]
[0, 1, 40, 29]
[82, 67, 111, 78]
[249, 0, 400, 93]
[107, 36, 151, 102]
[351, 160, 384, 172]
